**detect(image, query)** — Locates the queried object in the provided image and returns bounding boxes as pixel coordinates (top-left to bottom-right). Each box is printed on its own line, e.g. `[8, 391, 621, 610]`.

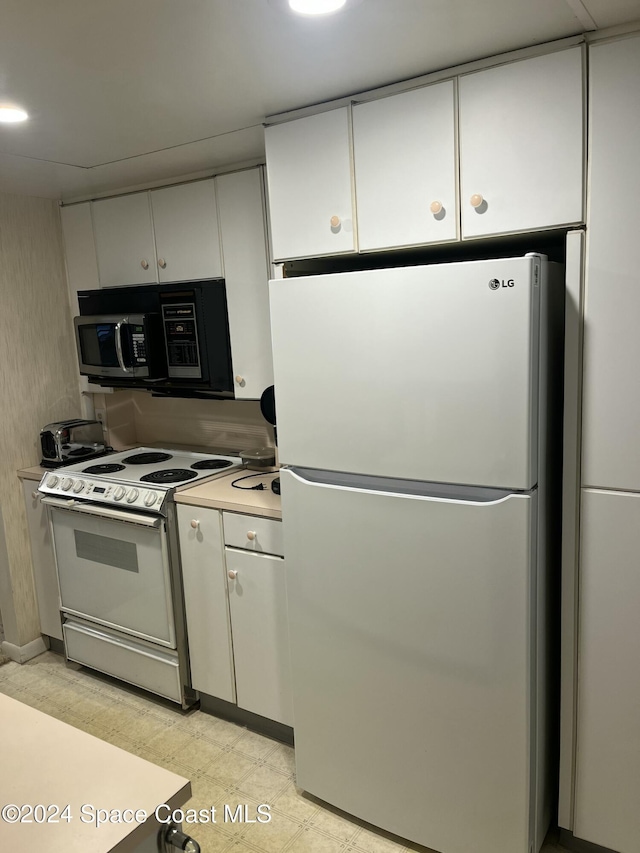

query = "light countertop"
[17, 465, 48, 482]
[175, 469, 282, 519]
[0, 693, 190, 853]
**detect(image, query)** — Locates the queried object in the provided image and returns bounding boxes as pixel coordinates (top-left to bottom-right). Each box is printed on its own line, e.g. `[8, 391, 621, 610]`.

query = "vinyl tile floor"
[0, 651, 568, 853]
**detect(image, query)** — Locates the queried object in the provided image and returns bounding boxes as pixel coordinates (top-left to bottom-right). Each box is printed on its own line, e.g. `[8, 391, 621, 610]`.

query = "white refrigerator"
[269, 255, 563, 853]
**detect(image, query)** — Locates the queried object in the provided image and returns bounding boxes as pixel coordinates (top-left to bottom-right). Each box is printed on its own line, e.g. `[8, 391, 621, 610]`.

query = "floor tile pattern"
[0, 652, 567, 853]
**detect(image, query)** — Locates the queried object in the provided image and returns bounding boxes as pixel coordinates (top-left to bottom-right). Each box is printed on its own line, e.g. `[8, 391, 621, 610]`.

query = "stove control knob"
[73, 480, 85, 494]
[46, 474, 60, 488]
[126, 488, 139, 504]
[144, 492, 158, 507]
[61, 478, 73, 491]
[113, 486, 126, 501]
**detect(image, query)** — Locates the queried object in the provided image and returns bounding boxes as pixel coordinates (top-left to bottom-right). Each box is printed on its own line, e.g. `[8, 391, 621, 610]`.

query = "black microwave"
[75, 280, 234, 396]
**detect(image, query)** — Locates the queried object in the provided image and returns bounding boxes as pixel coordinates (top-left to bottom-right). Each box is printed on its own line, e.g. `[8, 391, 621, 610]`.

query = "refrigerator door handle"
[284, 466, 532, 506]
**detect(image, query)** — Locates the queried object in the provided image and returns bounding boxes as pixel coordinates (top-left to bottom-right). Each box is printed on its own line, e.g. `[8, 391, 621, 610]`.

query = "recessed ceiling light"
[288, 0, 347, 15]
[0, 105, 28, 123]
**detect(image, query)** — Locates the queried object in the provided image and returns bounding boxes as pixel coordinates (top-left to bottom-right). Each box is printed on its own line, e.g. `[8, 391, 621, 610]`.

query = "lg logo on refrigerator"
[488, 278, 515, 290]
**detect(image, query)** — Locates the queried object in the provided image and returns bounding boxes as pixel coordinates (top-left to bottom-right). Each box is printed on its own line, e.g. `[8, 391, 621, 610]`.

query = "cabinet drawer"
[63, 618, 182, 704]
[223, 512, 283, 556]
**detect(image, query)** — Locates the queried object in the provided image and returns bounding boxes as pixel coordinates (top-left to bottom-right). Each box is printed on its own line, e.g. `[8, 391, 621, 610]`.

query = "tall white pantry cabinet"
[567, 33, 640, 853]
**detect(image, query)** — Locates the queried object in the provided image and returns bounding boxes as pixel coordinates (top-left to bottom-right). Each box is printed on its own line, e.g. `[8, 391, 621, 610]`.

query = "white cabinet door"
[226, 547, 293, 726]
[265, 108, 355, 260]
[176, 504, 235, 702]
[353, 81, 457, 249]
[150, 180, 222, 283]
[60, 203, 100, 298]
[216, 169, 274, 400]
[575, 489, 640, 853]
[582, 35, 640, 492]
[459, 47, 584, 238]
[21, 482, 62, 640]
[92, 194, 157, 287]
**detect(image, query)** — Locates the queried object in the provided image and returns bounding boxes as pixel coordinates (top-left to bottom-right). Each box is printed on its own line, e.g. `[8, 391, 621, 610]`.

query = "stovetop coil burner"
[123, 452, 173, 465]
[140, 469, 199, 484]
[82, 463, 127, 475]
[190, 459, 234, 470]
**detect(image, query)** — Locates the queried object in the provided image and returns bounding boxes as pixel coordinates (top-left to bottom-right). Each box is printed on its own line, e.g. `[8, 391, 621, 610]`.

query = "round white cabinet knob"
[470, 193, 484, 208]
[228, 570, 238, 580]
[126, 488, 139, 503]
[46, 474, 59, 488]
[330, 215, 341, 228]
[144, 492, 158, 507]
[73, 480, 85, 494]
[246, 531, 256, 541]
[235, 375, 245, 386]
[141, 259, 149, 270]
[31, 491, 40, 500]
[61, 478, 73, 491]
[430, 200, 443, 215]
[190, 519, 199, 530]
[113, 486, 126, 501]
[158, 258, 167, 269]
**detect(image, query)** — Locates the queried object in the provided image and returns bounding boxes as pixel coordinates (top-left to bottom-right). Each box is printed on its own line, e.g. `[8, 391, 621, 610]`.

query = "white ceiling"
[0, 0, 638, 201]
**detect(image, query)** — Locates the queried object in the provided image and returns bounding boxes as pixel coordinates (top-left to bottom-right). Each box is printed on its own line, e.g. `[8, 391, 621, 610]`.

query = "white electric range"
[38, 447, 244, 708]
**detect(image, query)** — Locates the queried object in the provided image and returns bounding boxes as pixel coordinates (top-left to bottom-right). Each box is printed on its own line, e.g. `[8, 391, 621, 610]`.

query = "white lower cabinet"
[574, 489, 640, 853]
[177, 504, 235, 702]
[178, 503, 292, 726]
[21, 480, 62, 641]
[226, 547, 293, 726]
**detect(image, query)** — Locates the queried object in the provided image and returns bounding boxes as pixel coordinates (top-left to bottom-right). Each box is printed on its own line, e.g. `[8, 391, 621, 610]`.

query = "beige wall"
[100, 390, 273, 453]
[0, 193, 81, 647]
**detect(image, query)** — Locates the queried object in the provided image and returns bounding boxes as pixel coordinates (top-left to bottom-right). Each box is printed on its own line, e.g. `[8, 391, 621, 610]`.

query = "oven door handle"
[115, 318, 132, 374]
[41, 496, 162, 528]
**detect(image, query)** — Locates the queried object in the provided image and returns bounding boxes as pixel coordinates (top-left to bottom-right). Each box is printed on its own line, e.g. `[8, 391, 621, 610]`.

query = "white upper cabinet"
[92, 193, 157, 287]
[582, 35, 640, 492]
[216, 168, 273, 400]
[92, 179, 222, 287]
[60, 203, 100, 297]
[353, 81, 457, 250]
[150, 181, 222, 283]
[265, 107, 355, 261]
[459, 47, 584, 238]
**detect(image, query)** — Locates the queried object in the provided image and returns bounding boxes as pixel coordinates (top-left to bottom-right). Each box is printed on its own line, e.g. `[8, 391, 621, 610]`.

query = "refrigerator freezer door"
[270, 256, 540, 490]
[281, 468, 536, 853]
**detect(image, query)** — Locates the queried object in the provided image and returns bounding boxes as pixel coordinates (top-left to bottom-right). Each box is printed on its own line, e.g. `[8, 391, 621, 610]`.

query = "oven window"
[74, 530, 139, 573]
[78, 324, 119, 368]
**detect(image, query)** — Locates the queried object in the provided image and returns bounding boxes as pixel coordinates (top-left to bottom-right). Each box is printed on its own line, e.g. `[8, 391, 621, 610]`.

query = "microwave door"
[74, 315, 149, 380]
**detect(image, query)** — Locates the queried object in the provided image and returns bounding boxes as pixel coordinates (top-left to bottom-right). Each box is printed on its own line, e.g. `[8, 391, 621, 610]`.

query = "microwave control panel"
[131, 326, 147, 364]
[162, 303, 202, 379]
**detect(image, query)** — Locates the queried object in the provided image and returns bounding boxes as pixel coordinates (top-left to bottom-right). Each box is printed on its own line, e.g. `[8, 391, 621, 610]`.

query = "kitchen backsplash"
[97, 390, 274, 453]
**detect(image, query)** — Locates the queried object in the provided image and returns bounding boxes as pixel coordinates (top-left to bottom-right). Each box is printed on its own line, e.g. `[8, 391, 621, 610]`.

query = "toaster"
[40, 419, 108, 468]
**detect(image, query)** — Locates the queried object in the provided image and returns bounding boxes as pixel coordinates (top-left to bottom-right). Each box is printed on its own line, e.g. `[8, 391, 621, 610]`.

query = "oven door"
[74, 314, 152, 380]
[44, 498, 176, 648]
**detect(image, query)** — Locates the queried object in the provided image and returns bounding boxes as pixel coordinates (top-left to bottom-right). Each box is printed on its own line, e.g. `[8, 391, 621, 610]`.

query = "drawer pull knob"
[430, 200, 443, 215]
[190, 519, 200, 530]
[140, 259, 149, 270]
[235, 375, 245, 385]
[247, 531, 256, 541]
[330, 215, 341, 228]
[228, 570, 238, 580]
[158, 258, 167, 269]
[470, 193, 484, 208]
